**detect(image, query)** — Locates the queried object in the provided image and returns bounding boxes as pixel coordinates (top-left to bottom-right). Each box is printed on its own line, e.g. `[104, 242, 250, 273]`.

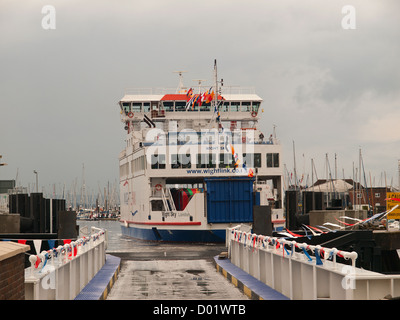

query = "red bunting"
[248, 168, 254, 178]
[35, 256, 41, 268]
[63, 239, 72, 258]
[285, 229, 302, 237]
[18, 240, 27, 244]
[335, 217, 354, 226]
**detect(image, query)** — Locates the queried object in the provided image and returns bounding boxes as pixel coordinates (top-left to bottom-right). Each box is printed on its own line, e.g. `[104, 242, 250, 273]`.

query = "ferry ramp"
[106, 243, 249, 300]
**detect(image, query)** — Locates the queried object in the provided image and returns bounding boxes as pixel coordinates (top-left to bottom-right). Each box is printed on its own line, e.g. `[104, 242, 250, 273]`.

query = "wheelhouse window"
[266, 153, 279, 168]
[132, 103, 141, 112]
[200, 102, 211, 112]
[188, 103, 199, 112]
[252, 102, 260, 113]
[143, 103, 150, 112]
[241, 102, 251, 112]
[122, 102, 131, 113]
[219, 153, 235, 168]
[243, 153, 261, 168]
[230, 102, 240, 112]
[197, 154, 216, 168]
[162, 101, 174, 112]
[221, 102, 229, 112]
[151, 154, 166, 169]
[175, 101, 186, 112]
[171, 154, 191, 169]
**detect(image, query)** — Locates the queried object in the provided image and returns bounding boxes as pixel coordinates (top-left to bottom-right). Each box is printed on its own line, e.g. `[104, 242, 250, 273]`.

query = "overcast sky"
[1, 0, 400, 198]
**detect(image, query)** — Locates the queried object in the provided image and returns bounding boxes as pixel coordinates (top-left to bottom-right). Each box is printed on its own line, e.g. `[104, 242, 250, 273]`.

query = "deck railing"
[124, 86, 257, 96]
[24, 227, 106, 300]
[226, 226, 400, 300]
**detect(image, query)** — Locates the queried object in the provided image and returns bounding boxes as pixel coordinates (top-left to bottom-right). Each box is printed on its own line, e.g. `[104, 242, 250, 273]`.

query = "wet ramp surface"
[107, 259, 248, 300]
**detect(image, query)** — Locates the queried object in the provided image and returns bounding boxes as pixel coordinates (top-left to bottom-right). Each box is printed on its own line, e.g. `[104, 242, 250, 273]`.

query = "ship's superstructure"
[118, 62, 284, 242]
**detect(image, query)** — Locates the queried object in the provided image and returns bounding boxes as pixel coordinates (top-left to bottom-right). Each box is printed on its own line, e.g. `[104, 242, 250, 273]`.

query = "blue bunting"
[302, 248, 312, 262]
[48, 240, 56, 249]
[315, 248, 323, 266]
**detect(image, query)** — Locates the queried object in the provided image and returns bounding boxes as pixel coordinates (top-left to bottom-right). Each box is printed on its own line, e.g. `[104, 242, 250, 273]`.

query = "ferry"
[117, 61, 284, 242]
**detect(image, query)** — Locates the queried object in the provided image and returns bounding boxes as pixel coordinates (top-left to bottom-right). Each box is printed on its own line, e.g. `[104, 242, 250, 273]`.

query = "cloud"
[356, 92, 400, 143]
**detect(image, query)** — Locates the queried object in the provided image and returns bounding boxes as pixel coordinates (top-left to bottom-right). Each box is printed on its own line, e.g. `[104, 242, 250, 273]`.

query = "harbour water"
[77, 220, 249, 300]
[78, 219, 154, 252]
[77, 219, 227, 258]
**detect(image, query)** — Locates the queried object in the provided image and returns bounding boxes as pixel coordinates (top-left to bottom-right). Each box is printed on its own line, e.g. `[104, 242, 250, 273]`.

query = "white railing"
[227, 226, 400, 300]
[123, 86, 257, 96]
[24, 227, 106, 300]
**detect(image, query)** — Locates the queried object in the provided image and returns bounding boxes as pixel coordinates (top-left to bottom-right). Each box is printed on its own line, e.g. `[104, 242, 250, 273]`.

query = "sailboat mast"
[293, 141, 298, 190]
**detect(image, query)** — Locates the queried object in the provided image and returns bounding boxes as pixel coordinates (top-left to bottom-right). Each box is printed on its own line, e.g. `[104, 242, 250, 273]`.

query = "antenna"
[192, 79, 207, 92]
[214, 59, 218, 108]
[173, 71, 188, 93]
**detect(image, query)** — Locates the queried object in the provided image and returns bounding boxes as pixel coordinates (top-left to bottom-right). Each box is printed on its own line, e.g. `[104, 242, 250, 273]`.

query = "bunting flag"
[33, 240, 42, 255]
[285, 229, 302, 238]
[185, 87, 215, 107]
[284, 246, 290, 256]
[48, 239, 56, 249]
[192, 94, 199, 109]
[186, 88, 193, 98]
[315, 248, 323, 265]
[307, 225, 325, 233]
[35, 256, 41, 268]
[41, 253, 49, 271]
[301, 226, 312, 239]
[302, 248, 312, 261]
[335, 217, 354, 226]
[18, 239, 27, 244]
[228, 144, 240, 168]
[197, 93, 203, 107]
[185, 94, 196, 110]
[328, 251, 334, 261]
[205, 90, 215, 104]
